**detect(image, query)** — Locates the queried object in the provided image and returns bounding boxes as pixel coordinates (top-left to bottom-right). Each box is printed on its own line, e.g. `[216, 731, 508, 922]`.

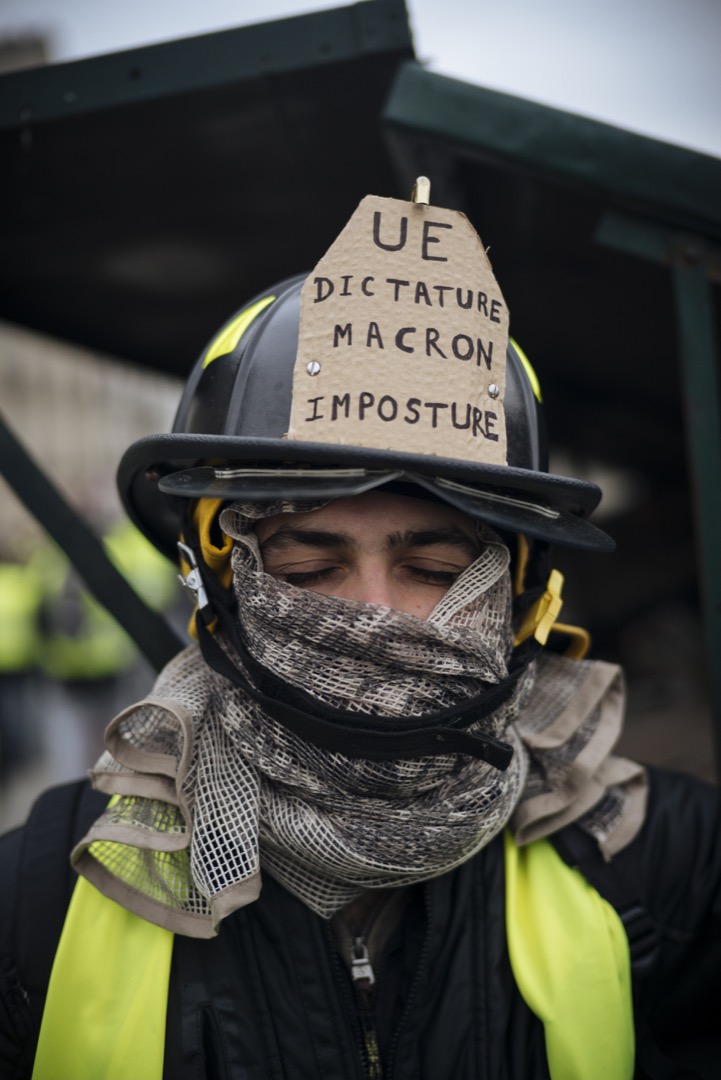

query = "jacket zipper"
[350, 936, 383, 1080]
[325, 923, 376, 1080]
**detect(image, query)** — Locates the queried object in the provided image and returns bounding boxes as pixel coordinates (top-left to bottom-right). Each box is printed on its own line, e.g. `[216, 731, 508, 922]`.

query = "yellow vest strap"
[504, 832, 634, 1080]
[32, 876, 173, 1080]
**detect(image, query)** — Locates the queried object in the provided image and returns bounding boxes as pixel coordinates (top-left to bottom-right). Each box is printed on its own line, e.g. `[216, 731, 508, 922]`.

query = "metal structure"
[1, 0, 719, 769]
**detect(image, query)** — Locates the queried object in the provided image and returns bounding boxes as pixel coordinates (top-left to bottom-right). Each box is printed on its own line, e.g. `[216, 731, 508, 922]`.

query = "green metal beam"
[597, 210, 721, 776]
[384, 61, 721, 241]
[0, 0, 411, 128]
[671, 245, 721, 778]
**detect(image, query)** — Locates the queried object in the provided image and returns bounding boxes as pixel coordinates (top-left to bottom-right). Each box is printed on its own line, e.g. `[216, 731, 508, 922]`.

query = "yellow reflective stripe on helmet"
[511, 336, 543, 403]
[32, 876, 173, 1080]
[504, 832, 634, 1080]
[202, 295, 275, 368]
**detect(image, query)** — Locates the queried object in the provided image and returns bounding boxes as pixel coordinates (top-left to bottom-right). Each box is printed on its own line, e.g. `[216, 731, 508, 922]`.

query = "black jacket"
[1, 767, 719, 1079]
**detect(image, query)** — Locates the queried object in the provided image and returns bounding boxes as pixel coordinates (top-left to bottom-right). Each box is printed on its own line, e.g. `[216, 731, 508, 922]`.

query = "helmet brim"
[118, 433, 615, 558]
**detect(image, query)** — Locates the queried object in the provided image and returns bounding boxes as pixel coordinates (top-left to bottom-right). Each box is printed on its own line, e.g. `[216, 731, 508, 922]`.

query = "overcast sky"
[0, 0, 719, 158]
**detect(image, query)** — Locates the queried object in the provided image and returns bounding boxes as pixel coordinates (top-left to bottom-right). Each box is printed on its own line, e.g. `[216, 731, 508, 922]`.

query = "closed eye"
[404, 565, 462, 584]
[281, 566, 341, 587]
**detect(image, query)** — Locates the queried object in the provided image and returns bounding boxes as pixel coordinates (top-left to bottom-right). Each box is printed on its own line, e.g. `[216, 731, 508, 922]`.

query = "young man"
[2, 195, 720, 1078]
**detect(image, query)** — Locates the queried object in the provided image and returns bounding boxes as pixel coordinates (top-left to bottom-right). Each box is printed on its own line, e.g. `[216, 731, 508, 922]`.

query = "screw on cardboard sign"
[287, 193, 509, 465]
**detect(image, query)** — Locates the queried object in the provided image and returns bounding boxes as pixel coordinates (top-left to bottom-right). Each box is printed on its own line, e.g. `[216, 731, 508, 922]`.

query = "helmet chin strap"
[180, 533, 540, 771]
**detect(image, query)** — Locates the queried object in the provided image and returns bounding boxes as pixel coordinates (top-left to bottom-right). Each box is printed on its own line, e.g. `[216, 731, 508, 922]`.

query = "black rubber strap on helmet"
[197, 612, 528, 768]
[192, 539, 538, 770]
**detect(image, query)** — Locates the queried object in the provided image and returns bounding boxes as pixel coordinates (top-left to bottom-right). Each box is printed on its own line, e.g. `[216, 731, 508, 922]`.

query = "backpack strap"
[550, 824, 661, 979]
[551, 823, 701, 1080]
[15, 780, 107, 1003]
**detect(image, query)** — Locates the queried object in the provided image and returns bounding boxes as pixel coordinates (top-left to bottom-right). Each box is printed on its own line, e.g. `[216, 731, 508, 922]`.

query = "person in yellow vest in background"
[0, 520, 181, 800]
[0, 189, 719, 1079]
[30, 518, 181, 781]
[33, 516, 180, 682]
[0, 559, 44, 783]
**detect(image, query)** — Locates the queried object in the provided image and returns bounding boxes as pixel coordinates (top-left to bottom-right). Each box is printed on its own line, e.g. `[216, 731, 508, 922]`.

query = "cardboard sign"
[287, 194, 509, 464]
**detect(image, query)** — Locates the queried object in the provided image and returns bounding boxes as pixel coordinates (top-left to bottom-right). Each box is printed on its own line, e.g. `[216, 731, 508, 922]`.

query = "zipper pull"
[351, 937, 375, 987]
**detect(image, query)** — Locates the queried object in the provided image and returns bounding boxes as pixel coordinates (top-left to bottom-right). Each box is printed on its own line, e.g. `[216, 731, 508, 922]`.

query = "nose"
[342, 564, 397, 609]
[338, 561, 434, 620]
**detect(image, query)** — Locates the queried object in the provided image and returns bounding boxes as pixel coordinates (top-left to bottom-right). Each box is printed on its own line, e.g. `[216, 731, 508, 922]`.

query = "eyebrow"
[259, 526, 480, 558]
[388, 528, 480, 557]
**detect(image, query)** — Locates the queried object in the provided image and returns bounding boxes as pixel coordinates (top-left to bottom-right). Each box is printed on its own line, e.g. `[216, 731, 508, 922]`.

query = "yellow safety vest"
[33, 835, 634, 1080]
[29, 520, 180, 682]
[0, 561, 43, 671]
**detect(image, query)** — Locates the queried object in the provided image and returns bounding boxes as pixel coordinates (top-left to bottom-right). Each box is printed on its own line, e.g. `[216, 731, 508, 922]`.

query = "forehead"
[254, 491, 478, 545]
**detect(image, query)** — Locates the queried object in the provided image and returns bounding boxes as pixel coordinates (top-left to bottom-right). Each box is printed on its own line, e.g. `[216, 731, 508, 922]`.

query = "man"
[1, 191, 720, 1078]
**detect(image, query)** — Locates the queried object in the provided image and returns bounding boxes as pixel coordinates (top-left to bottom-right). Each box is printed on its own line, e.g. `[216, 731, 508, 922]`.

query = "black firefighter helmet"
[117, 273, 612, 768]
[118, 275, 613, 561]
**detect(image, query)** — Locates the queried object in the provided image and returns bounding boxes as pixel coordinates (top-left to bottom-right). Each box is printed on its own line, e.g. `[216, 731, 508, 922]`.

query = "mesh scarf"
[73, 501, 646, 937]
